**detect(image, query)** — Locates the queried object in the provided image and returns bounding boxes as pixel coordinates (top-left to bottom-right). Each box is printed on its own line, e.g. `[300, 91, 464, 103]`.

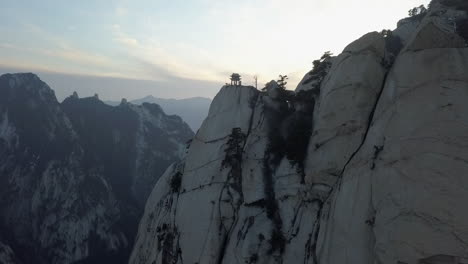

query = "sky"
[0, 0, 430, 101]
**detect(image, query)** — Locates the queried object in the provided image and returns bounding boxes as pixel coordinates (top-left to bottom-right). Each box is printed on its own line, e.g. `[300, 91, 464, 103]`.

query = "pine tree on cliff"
[277, 75, 288, 90]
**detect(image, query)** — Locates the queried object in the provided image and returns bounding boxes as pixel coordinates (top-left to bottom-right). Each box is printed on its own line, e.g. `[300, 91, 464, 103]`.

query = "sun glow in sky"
[0, 0, 430, 100]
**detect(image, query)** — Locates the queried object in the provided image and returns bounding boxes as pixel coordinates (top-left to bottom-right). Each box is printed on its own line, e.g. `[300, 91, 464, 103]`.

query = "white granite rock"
[131, 2, 468, 263]
[304, 31, 387, 190]
[317, 5, 468, 263]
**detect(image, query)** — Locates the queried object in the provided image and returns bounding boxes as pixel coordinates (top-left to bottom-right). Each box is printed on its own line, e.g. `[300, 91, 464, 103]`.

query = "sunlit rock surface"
[130, 1, 468, 263]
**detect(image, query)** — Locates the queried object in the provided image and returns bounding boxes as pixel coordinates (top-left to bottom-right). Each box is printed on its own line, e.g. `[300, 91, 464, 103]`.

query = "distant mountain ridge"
[0, 73, 194, 264]
[105, 95, 211, 131]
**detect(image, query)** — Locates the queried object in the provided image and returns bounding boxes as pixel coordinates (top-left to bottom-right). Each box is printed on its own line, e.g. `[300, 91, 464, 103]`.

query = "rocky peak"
[0, 73, 194, 264]
[61, 94, 193, 207]
[0, 73, 57, 105]
[130, 2, 468, 263]
[0, 73, 75, 161]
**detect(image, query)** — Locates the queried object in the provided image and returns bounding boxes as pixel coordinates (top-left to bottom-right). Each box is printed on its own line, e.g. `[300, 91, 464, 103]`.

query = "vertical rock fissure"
[309, 65, 393, 263]
[287, 200, 305, 240]
[217, 114, 254, 263]
[217, 93, 260, 263]
[303, 232, 313, 264]
[262, 147, 286, 258]
[175, 231, 184, 264]
[158, 193, 181, 264]
[216, 186, 240, 264]
[171, 193, 183, 264]
[245, 93, 260, 145]
[338, 71, 390, 179]
[310, 200, 324, 264]
[163, 164, 185, 264]
[262, 157, 286, 260]
[259, 93, 292, 258]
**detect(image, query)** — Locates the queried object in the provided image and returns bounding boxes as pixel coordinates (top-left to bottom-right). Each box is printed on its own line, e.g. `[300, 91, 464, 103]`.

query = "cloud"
[0, 43, 16, 49]
[0, 23, 141, 78]
[1, 47, 130, 79]
[117, 36, 139, 47]
[39, 48, 116, 72]
[1, 0, 432, 97]
[115, 6, 128, 17]
[111, 24, 226, 82]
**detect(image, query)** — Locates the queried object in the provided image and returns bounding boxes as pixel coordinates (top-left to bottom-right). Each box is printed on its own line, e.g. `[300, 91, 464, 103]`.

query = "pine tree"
[277, 75, 288, 90]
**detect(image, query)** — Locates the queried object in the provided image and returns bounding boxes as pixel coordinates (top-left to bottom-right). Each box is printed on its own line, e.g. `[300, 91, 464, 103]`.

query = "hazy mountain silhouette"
[106, 96, 211, 131]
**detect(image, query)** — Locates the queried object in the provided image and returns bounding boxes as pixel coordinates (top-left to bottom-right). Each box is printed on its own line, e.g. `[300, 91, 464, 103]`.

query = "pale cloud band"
[0, 0, 430, 99]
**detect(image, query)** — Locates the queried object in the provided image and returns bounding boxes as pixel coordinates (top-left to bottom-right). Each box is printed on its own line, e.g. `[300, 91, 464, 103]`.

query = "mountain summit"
[130, 1, 468, 263]
[0, 73, 193, 264]
[106, 96, 211, 132]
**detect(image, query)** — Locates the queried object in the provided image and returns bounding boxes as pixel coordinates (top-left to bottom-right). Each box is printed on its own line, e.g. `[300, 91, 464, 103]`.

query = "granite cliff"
[130, 1, 468, 263]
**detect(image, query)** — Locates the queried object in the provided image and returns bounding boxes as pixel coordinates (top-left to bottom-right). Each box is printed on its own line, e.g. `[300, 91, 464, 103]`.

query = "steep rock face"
[0, 237, 19, 264]
[0, 73, 193, 264]
[316, 2, 468, 263]
[304, 31, 387, 194]
[61, 97, 192, 207]
[131, 83, 318, 264]
[131, 1, 468, 263]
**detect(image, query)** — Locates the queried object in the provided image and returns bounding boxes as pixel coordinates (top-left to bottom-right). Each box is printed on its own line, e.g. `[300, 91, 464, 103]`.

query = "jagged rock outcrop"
[60, 96, 191, 207]
[131, 1, 468, 263]
[0, 73, 193, 264]
[106, 96, 212, 132]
